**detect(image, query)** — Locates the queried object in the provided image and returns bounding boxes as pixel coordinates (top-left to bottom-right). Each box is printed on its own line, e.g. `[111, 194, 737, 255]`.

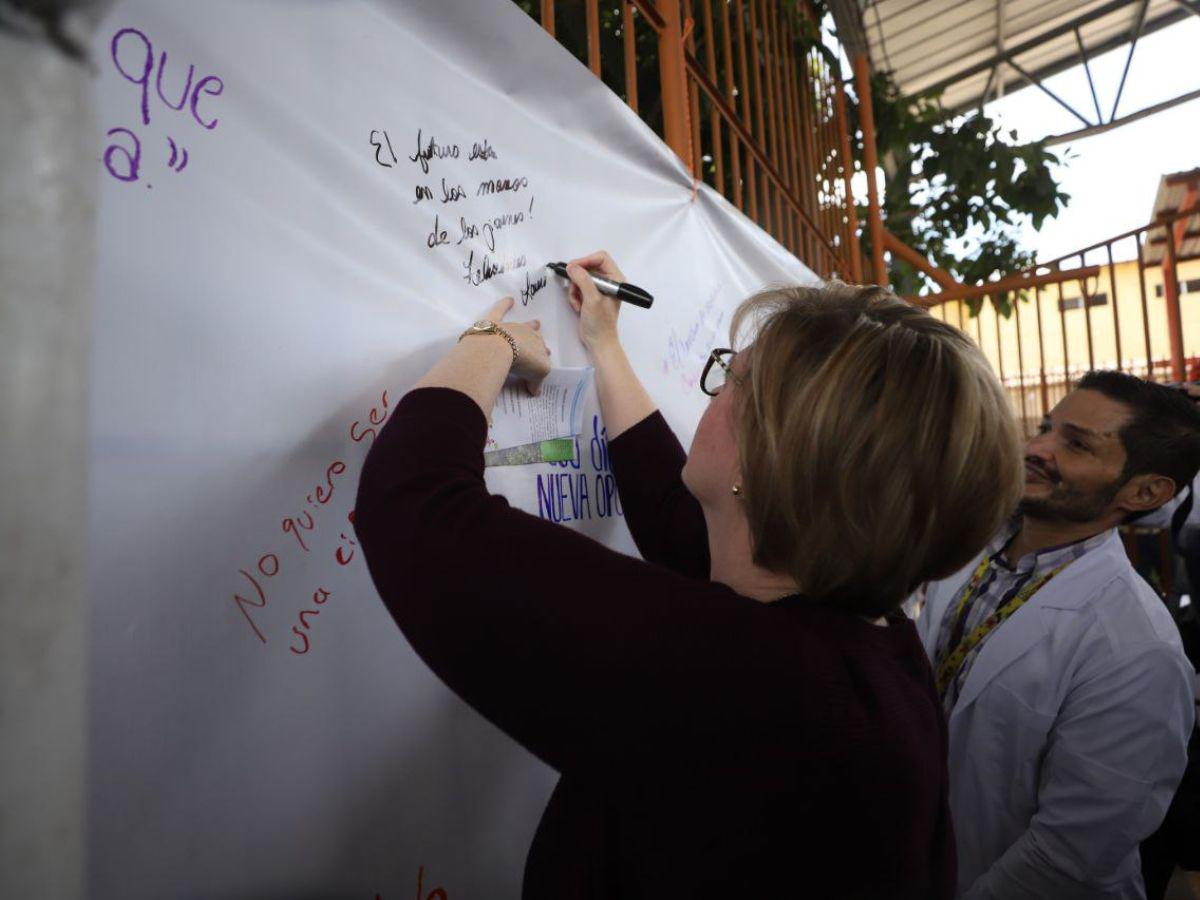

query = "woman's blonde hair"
[730, 282, 1023, 617]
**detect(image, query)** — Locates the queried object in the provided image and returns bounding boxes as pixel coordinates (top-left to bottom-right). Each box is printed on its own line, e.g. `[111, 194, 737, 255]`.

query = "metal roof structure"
[831, 0, 1198, 142]
[1143, 168, 1200, 265]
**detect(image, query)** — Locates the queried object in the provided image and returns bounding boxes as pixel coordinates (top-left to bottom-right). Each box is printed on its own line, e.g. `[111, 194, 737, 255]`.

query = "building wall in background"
[932, 257, 1200, 432]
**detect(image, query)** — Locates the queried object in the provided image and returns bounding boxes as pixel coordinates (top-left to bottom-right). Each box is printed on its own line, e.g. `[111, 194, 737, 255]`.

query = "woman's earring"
[731, 484, 742, 496]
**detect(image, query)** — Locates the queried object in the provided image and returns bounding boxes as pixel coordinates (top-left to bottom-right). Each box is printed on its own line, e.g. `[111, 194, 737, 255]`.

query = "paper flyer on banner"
[486, 367, 594, 451]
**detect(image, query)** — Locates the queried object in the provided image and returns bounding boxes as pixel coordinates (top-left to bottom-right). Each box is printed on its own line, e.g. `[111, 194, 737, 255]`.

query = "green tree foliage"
[856, 70, 1070, 316]
[511, 1, 666, 136]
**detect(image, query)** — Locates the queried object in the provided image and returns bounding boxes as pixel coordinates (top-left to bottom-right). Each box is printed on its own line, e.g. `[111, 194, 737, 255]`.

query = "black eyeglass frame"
[700, 348, 740, 397]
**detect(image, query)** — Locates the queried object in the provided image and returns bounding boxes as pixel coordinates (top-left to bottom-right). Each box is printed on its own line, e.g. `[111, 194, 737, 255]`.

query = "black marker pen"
[546, 262, 654, 309]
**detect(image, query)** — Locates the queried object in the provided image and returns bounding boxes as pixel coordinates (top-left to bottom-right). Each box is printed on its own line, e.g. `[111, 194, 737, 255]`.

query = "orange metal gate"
[528, 0, 861, 281]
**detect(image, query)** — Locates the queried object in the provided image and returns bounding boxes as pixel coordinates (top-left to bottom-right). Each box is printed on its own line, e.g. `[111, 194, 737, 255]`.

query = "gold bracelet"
[458, 320, 519, 363]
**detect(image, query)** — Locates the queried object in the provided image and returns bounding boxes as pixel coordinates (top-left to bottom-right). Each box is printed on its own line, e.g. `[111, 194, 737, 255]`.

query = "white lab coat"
[916, 529, 1196, 899]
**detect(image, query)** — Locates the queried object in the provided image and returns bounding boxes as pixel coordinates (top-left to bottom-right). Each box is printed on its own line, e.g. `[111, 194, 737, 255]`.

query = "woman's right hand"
[564, 250, 624, 355]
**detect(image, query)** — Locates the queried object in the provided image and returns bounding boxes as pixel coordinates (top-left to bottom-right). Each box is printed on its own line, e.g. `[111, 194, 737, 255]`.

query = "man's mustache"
[1025, 458, 1060, 484]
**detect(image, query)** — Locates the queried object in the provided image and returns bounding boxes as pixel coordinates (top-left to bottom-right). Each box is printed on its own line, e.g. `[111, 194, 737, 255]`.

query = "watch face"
[472, 320, 492, 331]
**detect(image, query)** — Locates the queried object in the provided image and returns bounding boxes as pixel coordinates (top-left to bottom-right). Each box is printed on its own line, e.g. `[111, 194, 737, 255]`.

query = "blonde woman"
[354, 252, 1023, 899]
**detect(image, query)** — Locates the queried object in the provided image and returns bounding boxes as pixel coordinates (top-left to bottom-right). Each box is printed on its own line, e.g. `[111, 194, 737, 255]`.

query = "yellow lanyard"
[934, 556, 1074, 698]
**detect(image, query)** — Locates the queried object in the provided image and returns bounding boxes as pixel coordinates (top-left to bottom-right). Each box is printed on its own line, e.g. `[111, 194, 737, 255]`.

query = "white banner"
[89, 1, 817, 896]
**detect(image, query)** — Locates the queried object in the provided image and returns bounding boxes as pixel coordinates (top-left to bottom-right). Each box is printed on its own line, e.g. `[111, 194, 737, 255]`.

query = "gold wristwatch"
[458, 320, 518, 362]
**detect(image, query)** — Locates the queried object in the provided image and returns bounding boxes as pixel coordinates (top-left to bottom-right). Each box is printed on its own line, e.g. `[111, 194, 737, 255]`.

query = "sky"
[831, 13, 1200, 270]
[969, 15, 1200, 265]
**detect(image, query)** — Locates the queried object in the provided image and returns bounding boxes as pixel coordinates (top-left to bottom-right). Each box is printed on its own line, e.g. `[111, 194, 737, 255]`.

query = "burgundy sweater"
[355, 387, 955, 899]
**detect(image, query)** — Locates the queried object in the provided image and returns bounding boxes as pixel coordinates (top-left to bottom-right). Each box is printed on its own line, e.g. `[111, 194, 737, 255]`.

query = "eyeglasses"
[700, 348, 740, 397]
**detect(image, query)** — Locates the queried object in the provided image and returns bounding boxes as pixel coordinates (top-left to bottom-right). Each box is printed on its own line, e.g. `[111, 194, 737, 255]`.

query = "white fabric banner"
[89, 1, 817, 896]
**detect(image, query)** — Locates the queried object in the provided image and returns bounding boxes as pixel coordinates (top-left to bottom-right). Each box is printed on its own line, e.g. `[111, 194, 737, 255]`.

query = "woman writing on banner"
[354, 251, 1024, 898]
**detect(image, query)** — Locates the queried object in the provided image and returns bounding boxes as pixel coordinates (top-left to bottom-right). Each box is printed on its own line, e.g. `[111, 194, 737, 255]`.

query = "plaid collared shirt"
[932, 520, 1112, 716]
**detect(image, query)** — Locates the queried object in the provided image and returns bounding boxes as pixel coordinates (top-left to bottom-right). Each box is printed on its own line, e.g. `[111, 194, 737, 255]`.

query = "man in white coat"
[917, 371, 1200, 899]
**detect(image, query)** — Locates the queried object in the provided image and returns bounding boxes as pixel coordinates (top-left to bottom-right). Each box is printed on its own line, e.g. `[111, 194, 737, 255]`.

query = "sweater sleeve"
[354, 388, 769, 779]
[606, 411, 709, 579]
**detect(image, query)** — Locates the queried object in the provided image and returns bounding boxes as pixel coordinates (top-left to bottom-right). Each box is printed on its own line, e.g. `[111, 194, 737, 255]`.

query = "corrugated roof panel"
[867, 0, 1087, 75]
[870, 0, 992, 55]
[901, 4, 1100, 89]
[859, 0, 1189, 113]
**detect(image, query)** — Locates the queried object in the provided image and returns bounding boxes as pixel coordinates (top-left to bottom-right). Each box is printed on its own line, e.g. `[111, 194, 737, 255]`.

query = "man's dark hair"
[1076, 370, 1200, 499]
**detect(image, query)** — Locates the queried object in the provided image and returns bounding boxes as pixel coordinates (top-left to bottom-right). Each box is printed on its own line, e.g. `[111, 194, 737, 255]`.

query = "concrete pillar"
[0, 8, 101, 897]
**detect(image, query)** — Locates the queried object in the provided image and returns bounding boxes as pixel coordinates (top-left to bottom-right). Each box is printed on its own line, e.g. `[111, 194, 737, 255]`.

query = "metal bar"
[798, 2, 821, 267]
[821, 64, 842, 273]
[719, 0, 741, 209]
[1058, 274, 1071, 385]
[919, 265, 1103, 306]
[1165, 181, 1197, 379]
[749, 0, 768, 233]
[1014, 293, 1029, 432]
[627, 0, 665, 30]
[540, 0, 555, 37]
[797, 48, 820, 261]
[784, 23, 807, 259]
[1078, 265, 1096, 371]
[1164, 223, 1187, 380]
[1106, 243, 1123, 370]
[1038, 206, 1194, 269]
[1172, 0, 1200, 19]
[854, 53, 887, 286]
[773, 1, 790, 250]
[684, 53, 841, 258]
[835, 78, 861, 279]
[764, 1, 785, 248]
[685, 0, 703, 181]
[995, 0, 1006, 101]
[1073, 27, 1104, 124]
[789, 14, 810, 264]
[1136, 237, 1154, 378]
[1034, 283, 1049, 417]
[702, 0, 725, 195]
[978, 64, 998, 116]
[784, 13, 806, 257]
[656, 0, 692, 167]
[818, 61, 838, 269]
[1007, 57, 1094, 129]
[735, 0, 758, 222]
[761, 0, 781, 242]
[786, 12, 807, 263]
[1112, 0, 1150, 120]
[883, 229, 959, 289]
[586, 0, 602, 77]
[1148, 227, 1200, 244]
[782, 11, 803, 257]
[623, 2, 639, 114]
[994, 303, 1007, 386]
[1045, 87, 1200, 147]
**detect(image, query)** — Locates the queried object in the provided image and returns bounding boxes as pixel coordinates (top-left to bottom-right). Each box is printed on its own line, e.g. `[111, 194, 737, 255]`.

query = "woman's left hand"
[484, 296, 552, 395]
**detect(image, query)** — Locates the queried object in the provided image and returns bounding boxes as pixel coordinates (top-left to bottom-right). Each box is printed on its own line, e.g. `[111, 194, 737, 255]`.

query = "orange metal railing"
[528, 0, 861, 282]
[921, 206, 1199, 435]
[524, 1, 1197, 440]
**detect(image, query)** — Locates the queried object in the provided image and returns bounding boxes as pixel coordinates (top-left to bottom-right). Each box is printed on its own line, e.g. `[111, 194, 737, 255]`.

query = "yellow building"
[927, 171, 1200, 434]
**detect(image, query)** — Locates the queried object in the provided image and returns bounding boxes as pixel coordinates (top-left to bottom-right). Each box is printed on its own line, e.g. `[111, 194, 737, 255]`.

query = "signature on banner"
[663, 288, 726, 391]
